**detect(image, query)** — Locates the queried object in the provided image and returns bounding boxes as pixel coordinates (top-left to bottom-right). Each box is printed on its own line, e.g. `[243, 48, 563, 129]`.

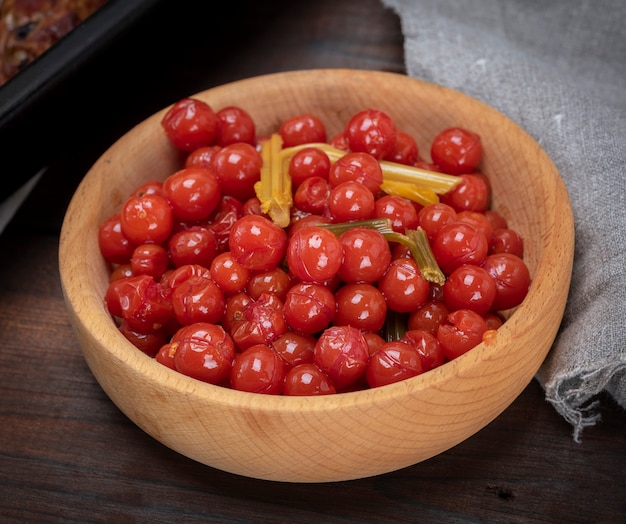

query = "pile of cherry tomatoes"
[98, 97, 531, 395]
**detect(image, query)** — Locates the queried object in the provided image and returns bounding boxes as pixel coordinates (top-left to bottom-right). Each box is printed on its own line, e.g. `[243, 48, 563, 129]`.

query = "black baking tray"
[0, 0, 163, 200]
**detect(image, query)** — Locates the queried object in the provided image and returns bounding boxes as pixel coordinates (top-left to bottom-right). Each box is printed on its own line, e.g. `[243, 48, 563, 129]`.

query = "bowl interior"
[59, 69, 574, 482]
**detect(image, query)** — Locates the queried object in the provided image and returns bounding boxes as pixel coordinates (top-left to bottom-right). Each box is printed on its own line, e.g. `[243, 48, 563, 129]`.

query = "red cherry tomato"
[366, 340, 423, 388]
[440, 173, 490, 213]
[163, 167, 221, 222]
[375, 194, 419, 233]
[286, 226, 343, 284]
[456, 210, 494, 244]
[211, 142, 262, 201]
[283, 282, 336, 335]
[170, 273, 225, 326]
[161, 98, 218, 151]
[283, 363, 336, 396]
[344, 108, 397, 160]
[437, 309, 488, 360]
[400, 329, 445, 372]
[185, 145, 222, 170]
[130, 243, 169, 279]
[417, 203, 457, 242]
[229, 293, 288, 351]
[328, 151, 383, 194]
[443, 264, 496, 315]
[288, 147, 331, 187]
[407, 299, 450, 335]
[328, 180, 376, 222]
[247, 266, 292, 301]
[230, 344, 286, 395]
[378, 257, 430, 312]
[430, 126, 482, 175]
[271, 332, 316, 369]
[431, 222, 489, 275]
[293, 176, 330, 214]
[120, 193, 174, 245]
[279, 113, 327, 147]
[104, 275, 174, 334]
[118, 321, 170, 358]
[209, 252, 250, 296]
[334, 283, 387, 333]
[384, 130, 419, 165]
[98, 213, 135, 265]
[216, 105, 256, 146]
[168, 226, 218, 268]
[482, 253, 531, 310]
[490, 228, 524, 258]
[228, 215, 287, 271]
[173, 323, 235, 385]
[338, 227, 391, 284]
[314, 325, 369, 390]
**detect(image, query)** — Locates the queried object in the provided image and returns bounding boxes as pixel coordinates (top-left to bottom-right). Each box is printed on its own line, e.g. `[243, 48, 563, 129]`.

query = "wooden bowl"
[59, 69, 574, 483]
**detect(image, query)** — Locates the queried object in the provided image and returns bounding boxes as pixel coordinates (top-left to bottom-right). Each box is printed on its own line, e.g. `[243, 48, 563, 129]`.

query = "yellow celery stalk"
[255, 134, 292, 228]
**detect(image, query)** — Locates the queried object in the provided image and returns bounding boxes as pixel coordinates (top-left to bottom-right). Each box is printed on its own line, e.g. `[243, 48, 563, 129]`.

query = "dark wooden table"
[1, 1, 624, 522]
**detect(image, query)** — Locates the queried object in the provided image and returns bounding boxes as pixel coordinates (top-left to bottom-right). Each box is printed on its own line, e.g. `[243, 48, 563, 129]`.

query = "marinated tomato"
[100, 102, 530, 394]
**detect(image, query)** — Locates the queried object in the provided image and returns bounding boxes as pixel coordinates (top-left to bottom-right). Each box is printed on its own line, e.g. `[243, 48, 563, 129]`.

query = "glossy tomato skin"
[99, 213, 135, 265]
[430, 126, 482, 175]
[437, 309, 488, 360]
[293, 176, 330, 214]
[288, 147, 331, 187]
[431, 222, 489, 275]
[271, 331, 316, 369]
[378, 257, 430, 313]
[185, 145, 222, 170]
[314, 325, 369, 390]
[163, 167, 221, 222]
[168, 226, 218, 268]
[229, 215, 287, 271]
[230, 344, 286, 394]
[344, 108, 397, 160]
[173, 323, 235, 385]
[374, 194, 419, 233]
[229, 293, 288, 352]
[384, 129, 419, 165]
[118, 321, 170, 358]
[104, 275, 174, 334]
[482, 253, 531, 310]
[328, 151, 383, 195]
[338, 227, 391, 284]
[120, 193, 174, 245]
[366, 341, 423, 388]
[130, 243, 170, 279]
[440, 173, 490, 213]
[328, 180, 376, 222]
[283, 282, 336, 336]
[400, 329, 445, 372]
[287, 226, 343, 284]
[490, 228, 524, 258]
[216, 105, 256, 146]
[417, 203, 457, 242]
[334, 283, 387, 333]
[284, 363, 337, 396]
[209, 252, 250, 295]
[407, 299, 450, 335]
[443, 264, 496, 316]
[279, 113, 327, 147]
[161, 98, 219, 151]
[170, 274, 225, 326]
[210, 142, 262, 201]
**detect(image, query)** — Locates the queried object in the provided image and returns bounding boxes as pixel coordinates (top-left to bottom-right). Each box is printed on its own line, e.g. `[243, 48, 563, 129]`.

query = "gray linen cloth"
[381, 0, 625, 440]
